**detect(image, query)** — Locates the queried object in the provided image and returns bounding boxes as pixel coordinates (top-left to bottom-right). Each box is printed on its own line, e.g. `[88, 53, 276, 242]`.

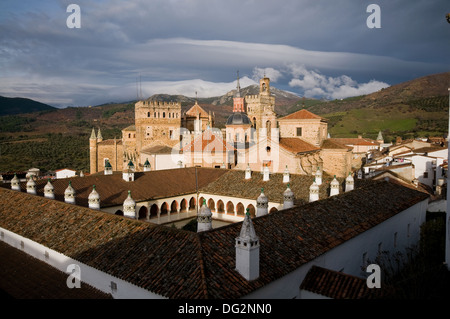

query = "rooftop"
[0, 179, 429, 298]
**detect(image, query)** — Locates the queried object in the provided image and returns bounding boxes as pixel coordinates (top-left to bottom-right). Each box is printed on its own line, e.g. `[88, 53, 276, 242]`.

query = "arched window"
[147, 112, 150, 118]
[163, 112, 166, 118]
[208, 199, 215, 212]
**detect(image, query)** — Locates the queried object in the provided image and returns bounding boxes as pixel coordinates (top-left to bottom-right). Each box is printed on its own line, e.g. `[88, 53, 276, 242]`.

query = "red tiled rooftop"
[0, 179, 429, 299]
[279, 109, 327, 121]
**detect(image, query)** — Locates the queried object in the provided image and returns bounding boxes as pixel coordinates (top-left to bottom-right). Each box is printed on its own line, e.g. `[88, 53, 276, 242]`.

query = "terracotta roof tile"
[279, 138, 320, 154]
[0, 178, 429, 299]
[279, 109, 327, 121]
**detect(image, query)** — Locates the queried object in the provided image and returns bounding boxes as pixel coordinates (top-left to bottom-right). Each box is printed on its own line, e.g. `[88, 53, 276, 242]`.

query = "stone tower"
[134, 99, 182, 160]
[246, 76, 277, 138]
[89, 128, 98, 174]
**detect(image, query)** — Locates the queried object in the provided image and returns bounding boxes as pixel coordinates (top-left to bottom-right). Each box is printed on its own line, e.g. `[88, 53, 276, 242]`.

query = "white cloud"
[252, 67, 283, 83]
[287, 64, 389, 99]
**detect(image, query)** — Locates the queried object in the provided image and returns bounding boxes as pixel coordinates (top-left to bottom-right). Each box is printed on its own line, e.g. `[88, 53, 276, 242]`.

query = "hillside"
[306, 72, 450, 142]
[0, 72, 448, 173]
[0, 96, 56, 116]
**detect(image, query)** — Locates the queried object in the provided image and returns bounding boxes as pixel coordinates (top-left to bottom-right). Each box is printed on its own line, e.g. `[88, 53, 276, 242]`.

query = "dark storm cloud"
[0, 0, 448, 106]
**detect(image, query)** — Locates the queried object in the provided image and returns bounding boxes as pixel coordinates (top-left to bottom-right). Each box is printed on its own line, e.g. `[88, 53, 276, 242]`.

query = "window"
[296, 127, 302, 137]
[423, 172, 428, 178]
[163, 112, 166, 118]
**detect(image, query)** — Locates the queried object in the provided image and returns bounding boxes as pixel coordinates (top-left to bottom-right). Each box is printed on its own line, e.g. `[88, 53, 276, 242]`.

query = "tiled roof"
[300, 266, 381, 299]
[0, 167, 228, 208]
[185, 103, 209, 118]
[279, 109, 327, 121]
[0, 241, 112, 299]
[329, 138, 379, 147]
[279, 138, 320, 154]
[200, 169, 375, 205]
[141, 144, 174, 155]
[0, 179, 429, 299]
[321, 139, 353, 150]
[97, 139, 123, 146]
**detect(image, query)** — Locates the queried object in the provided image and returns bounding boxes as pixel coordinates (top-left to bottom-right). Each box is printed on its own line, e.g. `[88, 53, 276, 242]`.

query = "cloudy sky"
[0, 0, 449, 107]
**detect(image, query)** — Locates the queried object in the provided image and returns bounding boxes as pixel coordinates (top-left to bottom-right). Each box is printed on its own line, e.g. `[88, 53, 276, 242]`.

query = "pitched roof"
[279, 138, 320, 154]
[300, 266, 381, 299]
[185, 102, 209, 118]
[0, 179, 429, 299]
[200, 169, 371, 204]
[279, 109, 326, 121]
[329, 138, 379, 147]
[1, 167, 228, 208]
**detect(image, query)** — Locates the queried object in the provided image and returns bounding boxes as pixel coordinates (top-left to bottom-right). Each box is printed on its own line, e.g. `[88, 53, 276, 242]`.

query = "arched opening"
[163, 112, 166, 118]
[226, 201, 234, 215]
[269, 207, 278, 214]
[266, 120, 271, 136]
[189, 197, 196, 211]
[180, 199, 187, 212]
[247, 204, 256, 218]
[236, 202, 245, 216]
[115, 210, 123, 216]
[217, 200, 224, 214]
[199, 196, 205, 207]
[138, 206, 148, 220]
[150, 204, 158, 219]
[170, 200, 178, 213]
[160, 202, 169, 216]
[208, 199, 215, 212]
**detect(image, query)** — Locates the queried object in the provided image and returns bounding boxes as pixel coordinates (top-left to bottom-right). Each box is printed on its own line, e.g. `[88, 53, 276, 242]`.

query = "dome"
[226, 112, 251, 126]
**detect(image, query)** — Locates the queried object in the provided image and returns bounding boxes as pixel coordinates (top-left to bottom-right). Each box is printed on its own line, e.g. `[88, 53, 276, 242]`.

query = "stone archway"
[160, 202, 169, 216]
[180, 199, 187, 212]
[170, 200, 178, 213]
[208, 199, 215, 212]
[189, 197, 196, 211]
[138, 206, 148, 220]
[236, 202, 245, 216]
[150, 204, 158, 219]
[217, 200, 224, 214]
[226, 201, 234, 215]
[247, 204, 256, 218]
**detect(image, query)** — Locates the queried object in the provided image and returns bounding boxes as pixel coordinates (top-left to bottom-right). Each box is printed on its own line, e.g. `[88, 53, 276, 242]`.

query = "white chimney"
[309, 179, 319, 202]
[88, 185, 100, 210]
[263, 165, 270, 181]
[11, 174, 20, 191]
[123, 190, 136, 219]
[283, 165, 290, 183]
[256, 188, 268, 217]
[345, 172, 354, 192]
[330, 176, 340, 197]
[245, 164, 252, 180]
[44, 179, 55, 199]
[64, 181, 76, 204]
[283, 183, 295, 209]
[235, 210, 260, 281]
[26, 177, 36, 195]
[197, 199, 212, 232]
[315, 167, 322, 186]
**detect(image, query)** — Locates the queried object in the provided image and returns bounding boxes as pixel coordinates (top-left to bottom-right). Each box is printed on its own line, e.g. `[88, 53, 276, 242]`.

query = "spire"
[97, 128, 103, 141]
[144, 158, 151, 172]
[235, 208, 260, 281]
[90, 128, 96, 139]
[236, 70, 241, 98]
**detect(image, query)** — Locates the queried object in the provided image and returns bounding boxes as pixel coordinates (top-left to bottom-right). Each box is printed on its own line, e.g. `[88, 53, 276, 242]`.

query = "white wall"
[242, 198, 428, 299]
[56, 169, 76, 179]
[0, 227, 165, 299]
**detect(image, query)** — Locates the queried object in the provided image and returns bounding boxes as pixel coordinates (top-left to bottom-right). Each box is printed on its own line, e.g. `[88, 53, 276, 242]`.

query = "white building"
[55, 168, 77, 179]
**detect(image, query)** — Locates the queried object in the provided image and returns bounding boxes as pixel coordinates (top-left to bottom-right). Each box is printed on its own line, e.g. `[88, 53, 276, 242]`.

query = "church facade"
[89, 75, 355, 177]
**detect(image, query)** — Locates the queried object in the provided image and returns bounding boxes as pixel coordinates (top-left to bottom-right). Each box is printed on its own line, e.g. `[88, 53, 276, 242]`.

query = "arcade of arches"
[114, 194, 279, 223]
